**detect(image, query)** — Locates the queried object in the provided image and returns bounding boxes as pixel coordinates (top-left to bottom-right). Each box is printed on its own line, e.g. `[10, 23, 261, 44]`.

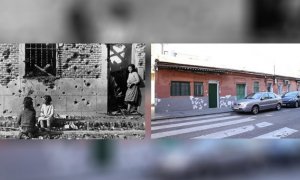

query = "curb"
[151, 110, 233, 121]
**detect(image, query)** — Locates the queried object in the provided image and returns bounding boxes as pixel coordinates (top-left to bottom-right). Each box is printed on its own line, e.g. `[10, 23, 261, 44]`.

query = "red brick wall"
[156, 69, 299, 98]
[0, 44, 19, 86]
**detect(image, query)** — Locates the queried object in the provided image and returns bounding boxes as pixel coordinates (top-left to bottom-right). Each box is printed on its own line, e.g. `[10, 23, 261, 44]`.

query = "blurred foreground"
[1, 0, 300, 42]
[1, 140, 300, 179]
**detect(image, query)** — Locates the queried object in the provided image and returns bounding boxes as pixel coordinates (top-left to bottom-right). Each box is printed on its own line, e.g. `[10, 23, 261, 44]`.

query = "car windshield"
[282, 92, 298, 97]
[245, 93, 263, 99]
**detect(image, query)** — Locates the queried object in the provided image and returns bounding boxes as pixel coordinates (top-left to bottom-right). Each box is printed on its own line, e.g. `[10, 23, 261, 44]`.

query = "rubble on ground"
[0, 114, 145, 139]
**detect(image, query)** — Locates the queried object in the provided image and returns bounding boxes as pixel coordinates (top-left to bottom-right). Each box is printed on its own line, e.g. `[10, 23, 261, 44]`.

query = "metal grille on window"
[25, 43, 56, 77]
[194, 82, 203, 96]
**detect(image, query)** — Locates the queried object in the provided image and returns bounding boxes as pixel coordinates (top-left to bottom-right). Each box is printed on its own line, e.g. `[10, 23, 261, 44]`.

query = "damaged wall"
[0, 43, 107, 117]
[58, 43, 103, 78]
[0, 44, 19, 86]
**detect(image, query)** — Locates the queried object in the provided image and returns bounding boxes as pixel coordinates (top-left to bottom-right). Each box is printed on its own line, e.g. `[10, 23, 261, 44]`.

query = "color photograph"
[152, 44, 300, 139]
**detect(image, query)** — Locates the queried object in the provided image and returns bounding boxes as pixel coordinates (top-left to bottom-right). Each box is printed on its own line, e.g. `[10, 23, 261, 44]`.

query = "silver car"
[232, 92, 282, 115]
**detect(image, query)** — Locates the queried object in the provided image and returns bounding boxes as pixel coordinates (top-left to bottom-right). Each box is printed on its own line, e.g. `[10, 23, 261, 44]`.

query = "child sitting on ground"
[38, 95, 54, 130]
[17, 97, 38, 138]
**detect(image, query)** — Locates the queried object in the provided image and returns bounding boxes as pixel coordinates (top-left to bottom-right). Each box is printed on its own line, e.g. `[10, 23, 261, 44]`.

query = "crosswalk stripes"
[253, 127, 298, 139]
[151, 113, 299, 139]
[151, 117, 256, 139]
[151, 115, 241, 131]
[151, 113, 232, 126]
[192, 122, 273, 139]
[192, 125, 255, 139]
[255, 122, 273, 128]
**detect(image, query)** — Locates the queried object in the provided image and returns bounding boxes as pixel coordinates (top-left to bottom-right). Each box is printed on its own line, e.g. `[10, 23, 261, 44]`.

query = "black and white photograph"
[0, 43, 146, 139]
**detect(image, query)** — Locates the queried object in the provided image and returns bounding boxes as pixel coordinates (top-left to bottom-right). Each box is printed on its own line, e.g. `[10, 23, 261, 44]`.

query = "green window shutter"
[171, 81, 190, 96]
[253, 82, 259, 93]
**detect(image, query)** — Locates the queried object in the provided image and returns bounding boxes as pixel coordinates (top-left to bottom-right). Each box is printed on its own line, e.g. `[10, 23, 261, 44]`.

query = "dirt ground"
[0, 114, 145, 139]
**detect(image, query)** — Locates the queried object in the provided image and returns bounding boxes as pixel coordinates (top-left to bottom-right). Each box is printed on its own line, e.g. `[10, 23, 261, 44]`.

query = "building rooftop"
[155, 59, 300, 81]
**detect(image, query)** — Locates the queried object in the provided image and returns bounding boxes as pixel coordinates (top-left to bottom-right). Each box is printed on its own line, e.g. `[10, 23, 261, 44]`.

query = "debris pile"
[0, 115, 145, 139]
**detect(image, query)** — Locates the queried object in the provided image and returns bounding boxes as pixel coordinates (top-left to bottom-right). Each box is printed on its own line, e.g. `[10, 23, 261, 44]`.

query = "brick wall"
[0, 43, 108, 117]
[155, 68, 300, 112]
[156, 69, 299, 98]
[58, 43, 103, 78]
[0, 44, 19, 86]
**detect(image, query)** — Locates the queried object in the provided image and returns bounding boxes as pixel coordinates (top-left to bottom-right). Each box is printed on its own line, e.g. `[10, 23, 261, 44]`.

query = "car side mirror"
[298, 95, 300, 98]
[260, 97, 265, 100]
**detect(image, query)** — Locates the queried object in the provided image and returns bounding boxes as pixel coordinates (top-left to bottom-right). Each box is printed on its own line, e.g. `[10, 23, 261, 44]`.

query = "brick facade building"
[155, 60, 300, 113]
[0, 43, 145, 117]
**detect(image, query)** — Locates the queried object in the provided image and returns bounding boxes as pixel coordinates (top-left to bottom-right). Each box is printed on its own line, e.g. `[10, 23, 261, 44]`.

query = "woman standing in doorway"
[124, 64, 141, 114]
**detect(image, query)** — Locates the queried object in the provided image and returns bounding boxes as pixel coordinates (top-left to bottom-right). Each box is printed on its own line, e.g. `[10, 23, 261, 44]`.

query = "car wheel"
[276, 103, 281, 111]
[252, 106, 259, 115]
[295, 102, 299, 108]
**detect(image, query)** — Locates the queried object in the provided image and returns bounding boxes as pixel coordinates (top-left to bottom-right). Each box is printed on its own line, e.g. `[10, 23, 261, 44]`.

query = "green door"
[236, 84, 246, 100]
[209, 83, 218, 108]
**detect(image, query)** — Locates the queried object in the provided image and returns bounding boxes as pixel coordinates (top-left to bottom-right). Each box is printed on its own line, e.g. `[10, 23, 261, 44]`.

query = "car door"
[259, 93, 269, 110]
[267, 93, 277, 109]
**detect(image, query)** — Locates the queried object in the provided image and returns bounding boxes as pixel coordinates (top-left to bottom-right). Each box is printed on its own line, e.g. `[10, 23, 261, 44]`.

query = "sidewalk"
[151, 107, 233, 121]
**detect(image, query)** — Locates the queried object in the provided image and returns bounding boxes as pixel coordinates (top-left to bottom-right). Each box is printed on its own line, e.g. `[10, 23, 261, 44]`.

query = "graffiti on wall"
[220, 95, 236, 108]
[190, 96, 208, 110]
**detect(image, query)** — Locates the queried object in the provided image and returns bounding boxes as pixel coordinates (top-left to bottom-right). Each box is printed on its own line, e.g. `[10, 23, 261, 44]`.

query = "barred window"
[194, 82, 204, 96]
[171, 81, 190, 96]
[24, 43, 56, 77]
[253, 81, 259, 93]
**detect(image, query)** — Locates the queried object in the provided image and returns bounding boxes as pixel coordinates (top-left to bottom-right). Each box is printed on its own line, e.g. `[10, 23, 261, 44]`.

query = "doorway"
[208, 82, 218, 108]
[107, 44, 132, 113]
[236, 84, 246, 100]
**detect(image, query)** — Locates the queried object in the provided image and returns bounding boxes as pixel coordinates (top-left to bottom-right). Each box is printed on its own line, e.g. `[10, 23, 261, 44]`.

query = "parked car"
[281, 91, 300, 108]
[232, 92, 282, 115]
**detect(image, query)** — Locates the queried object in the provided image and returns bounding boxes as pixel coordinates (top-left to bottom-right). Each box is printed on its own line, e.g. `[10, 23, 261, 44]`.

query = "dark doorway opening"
[107, 44, 132, 113]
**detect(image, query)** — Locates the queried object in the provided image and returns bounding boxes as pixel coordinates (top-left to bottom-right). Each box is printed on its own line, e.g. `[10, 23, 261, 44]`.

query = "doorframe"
[208, 80, 219, 108]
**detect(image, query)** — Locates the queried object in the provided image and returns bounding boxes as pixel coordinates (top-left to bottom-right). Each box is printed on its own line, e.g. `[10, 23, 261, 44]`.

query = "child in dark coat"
[17, 97, 38, 138]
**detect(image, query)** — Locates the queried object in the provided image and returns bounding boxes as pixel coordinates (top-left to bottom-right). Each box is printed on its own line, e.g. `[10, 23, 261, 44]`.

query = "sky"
[151, 44, 300, 78]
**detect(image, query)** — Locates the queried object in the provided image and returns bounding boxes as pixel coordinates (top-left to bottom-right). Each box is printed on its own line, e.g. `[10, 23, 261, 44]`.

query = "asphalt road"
[151, 107, 300, 139]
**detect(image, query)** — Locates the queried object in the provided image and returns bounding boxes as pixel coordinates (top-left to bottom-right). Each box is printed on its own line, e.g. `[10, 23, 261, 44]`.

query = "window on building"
[278, 83, 283, 95]
[287, 84, 291, 92]
[267, 83, 273, 92]
[253, 81, 259, 93]
[194, 82, 204, 96]
[24, 43, 56, 77]
[171, 81, 190, 96]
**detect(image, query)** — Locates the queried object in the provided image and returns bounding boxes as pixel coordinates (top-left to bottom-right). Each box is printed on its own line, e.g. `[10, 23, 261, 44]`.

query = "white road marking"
[256, 122, 273, 128]
[192, 125, 255, 139]
[151, 117, 255, 139]
[254, 127, 298, 139]
[265, 114, 273, 117]
[151, 116, 241, 131]
[151, 113, 233, 125]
